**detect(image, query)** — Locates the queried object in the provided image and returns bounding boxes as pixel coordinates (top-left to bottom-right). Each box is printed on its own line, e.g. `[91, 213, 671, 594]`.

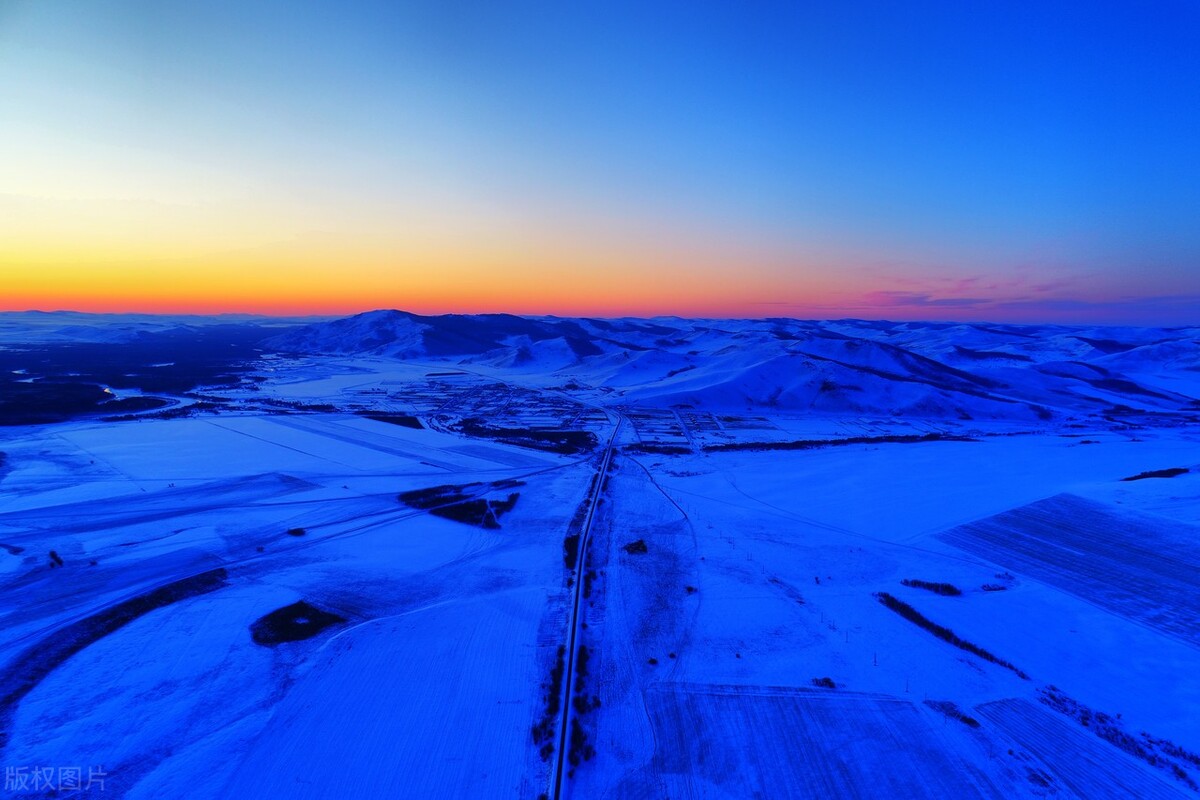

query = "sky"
[1, 0, 1198, 323]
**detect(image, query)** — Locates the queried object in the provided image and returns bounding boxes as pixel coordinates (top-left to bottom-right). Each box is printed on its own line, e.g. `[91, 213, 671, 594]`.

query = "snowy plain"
[0, 310, 1198, 798]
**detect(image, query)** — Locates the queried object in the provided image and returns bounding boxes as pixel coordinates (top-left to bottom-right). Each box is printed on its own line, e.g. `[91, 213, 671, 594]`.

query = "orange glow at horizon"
[0, 161, 850, 318]
[0, 243, 847, 319]
[3, 2, 1198, 328]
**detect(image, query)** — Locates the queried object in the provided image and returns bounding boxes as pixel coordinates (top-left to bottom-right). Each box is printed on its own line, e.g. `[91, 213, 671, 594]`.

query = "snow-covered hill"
[267, 311, 1200, 421]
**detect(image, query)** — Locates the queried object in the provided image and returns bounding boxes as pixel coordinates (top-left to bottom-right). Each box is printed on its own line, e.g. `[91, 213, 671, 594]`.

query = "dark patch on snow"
[250, 600, 346, 646]
[563, 533, 581, 569]
[358, 412, 423, 429]
[901, 578, 962, 596]
[564, 335, 603, 358]
[952, 345, 1033, 362]
[925, 699, 980, 727]
[457, 418, 597, 455]
[1086, 377, 1172, 400]
[806, 342, 1004, 392]
[624, 443, 691, 455]
[398, 482, 521, 528]
[567, 644, 598, 769]
[705, 432, 975, 452]
[1120, 467, 1189, 482]
[427, 495, 518, 528]
[531, 645, 566, 761]
[1040, 685, 1200, 790]
[1072, 336, 1140, 354]
[972, 324, 1041, 339]
[875, 592, 1028, 679]
[398, 483, 477, 508]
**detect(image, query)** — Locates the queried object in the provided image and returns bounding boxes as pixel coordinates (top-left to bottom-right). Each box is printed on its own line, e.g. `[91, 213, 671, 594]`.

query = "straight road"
[551, 414, 621, 799]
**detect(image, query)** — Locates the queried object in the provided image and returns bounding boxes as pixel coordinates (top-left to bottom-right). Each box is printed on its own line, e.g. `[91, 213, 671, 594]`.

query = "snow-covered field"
[1, 311, 1198, 798]
[575, 438, 1200, 798]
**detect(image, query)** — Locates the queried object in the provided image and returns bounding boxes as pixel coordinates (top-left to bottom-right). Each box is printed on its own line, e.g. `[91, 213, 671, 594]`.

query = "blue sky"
[1, 1, 1197, 322]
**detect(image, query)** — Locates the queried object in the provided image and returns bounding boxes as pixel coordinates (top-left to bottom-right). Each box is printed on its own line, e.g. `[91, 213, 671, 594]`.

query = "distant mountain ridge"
[265, 310, 1200, 421]
[0, 311, 324, 345]
[265, 309, 659, 360]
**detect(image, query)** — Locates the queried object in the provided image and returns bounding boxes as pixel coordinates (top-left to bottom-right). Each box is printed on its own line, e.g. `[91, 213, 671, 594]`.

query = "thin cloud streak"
[778, 297, 1199, 325]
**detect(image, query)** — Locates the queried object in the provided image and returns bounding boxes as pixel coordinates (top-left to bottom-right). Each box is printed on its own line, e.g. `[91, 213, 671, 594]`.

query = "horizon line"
[0, 307, 1193, 330]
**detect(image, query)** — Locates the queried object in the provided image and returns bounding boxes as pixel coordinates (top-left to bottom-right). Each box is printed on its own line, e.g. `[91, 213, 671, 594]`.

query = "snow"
[227, 589, 549, 798]
[637, 686, 1020, 797]
[573, 434, 1200, 797]
[1, 312, 1198, 798]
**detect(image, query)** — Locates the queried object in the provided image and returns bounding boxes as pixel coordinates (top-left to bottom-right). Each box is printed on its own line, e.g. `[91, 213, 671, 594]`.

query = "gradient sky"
[2, 1, 1198, 323]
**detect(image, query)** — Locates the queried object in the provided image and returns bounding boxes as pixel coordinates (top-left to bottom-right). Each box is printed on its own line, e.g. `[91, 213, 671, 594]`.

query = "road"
[551, 413, 621, 799]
